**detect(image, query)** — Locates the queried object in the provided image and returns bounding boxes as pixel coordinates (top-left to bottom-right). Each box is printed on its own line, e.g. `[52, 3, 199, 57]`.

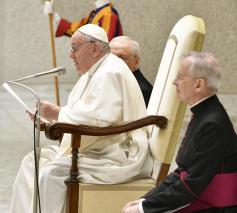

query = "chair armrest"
[45, 115, 167, 141]
[39, 122, 48, 131]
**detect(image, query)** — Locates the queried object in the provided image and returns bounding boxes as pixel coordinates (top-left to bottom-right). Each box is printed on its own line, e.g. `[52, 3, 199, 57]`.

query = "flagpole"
[48, 0, 60, 106]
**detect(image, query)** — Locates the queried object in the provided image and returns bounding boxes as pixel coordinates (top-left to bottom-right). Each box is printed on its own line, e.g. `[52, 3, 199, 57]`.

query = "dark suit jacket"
[133, 69, 153, 107]
[142, 95, 237, 212]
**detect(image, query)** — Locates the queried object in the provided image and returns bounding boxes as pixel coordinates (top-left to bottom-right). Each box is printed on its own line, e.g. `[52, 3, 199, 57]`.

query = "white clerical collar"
[87, 53, 109, 77]
[189, 95, 214, 109]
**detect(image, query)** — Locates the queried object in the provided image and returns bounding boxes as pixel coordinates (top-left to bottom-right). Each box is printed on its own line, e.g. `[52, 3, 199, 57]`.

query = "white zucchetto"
[77, 24, 109, 43]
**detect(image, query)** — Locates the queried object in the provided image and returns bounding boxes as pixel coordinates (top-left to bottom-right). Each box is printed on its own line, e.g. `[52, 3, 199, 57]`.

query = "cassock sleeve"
[142, 123, 227, 212]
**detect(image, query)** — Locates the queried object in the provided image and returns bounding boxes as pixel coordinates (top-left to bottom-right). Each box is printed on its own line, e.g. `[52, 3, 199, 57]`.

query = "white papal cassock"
[9, 53, 153, 213]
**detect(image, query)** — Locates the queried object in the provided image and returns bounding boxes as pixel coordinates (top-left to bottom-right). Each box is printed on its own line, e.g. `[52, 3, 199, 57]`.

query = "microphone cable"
[33, 110, 42, 213]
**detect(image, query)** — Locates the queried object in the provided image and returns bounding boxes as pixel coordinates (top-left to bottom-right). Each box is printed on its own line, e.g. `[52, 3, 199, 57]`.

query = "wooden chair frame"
[45, 115, 168, 213]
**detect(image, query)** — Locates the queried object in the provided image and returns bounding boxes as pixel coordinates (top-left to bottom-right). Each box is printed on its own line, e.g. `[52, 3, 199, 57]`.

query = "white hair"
[110, 36, 140, 57]
[182, 52, 221, 92]
[84, 34, 110, 54]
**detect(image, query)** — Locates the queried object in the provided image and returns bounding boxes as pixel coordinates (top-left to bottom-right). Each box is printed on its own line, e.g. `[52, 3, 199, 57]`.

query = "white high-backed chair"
[45, 15, 205, 213]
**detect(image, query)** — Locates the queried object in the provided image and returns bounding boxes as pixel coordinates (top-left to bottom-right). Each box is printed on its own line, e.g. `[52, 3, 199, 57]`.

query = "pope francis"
[9, 24, 153, 213]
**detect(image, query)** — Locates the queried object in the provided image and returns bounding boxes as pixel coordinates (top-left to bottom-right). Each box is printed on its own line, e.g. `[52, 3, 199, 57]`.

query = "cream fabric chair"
[45, 15, 205, 213]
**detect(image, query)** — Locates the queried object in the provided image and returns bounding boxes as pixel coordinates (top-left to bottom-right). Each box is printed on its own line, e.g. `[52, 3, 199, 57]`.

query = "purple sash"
[176, 172, 237, 212]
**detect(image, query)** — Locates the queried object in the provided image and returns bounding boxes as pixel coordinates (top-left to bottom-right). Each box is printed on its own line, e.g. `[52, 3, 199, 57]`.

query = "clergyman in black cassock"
[122, 52, 237, 213]
[110, 36, 153, 107]
[142, 95, 237, 212]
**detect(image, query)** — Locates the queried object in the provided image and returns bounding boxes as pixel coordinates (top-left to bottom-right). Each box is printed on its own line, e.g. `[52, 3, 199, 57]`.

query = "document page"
[2, 83, 49, 123]
[2, 83, 34, 113]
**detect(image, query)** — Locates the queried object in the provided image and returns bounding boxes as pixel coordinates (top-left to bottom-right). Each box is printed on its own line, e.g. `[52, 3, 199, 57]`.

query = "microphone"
[33, 66, 66, 77]
[2, 65, 66, 213]
[8, 66, 66, 82]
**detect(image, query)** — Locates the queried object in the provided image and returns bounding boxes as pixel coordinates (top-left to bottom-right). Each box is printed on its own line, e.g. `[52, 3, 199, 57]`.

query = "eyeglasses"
[70, 41, 93, 53]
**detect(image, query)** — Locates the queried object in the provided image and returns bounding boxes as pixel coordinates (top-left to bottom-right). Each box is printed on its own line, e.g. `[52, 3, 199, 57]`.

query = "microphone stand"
[6, 81, 41, 213]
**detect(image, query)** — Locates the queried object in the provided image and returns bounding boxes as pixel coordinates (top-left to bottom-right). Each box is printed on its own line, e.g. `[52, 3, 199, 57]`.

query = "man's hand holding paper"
[36, 99, 60, 121]
[27, 99, 61, 124]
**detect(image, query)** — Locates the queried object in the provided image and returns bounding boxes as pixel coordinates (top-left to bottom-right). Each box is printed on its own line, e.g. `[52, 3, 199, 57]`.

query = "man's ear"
[92, 42, 100, 57]
[195, 78, 205, 92]
[134, 55, 140, 70]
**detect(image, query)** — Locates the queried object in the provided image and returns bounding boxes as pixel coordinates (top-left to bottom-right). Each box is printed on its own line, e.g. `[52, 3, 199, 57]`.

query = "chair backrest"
[147, 15, 205, 166]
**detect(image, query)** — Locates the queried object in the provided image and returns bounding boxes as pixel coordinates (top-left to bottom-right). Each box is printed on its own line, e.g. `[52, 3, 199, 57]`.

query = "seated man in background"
[44, 0, 123, 41]
[9, 24, 152, 213]
[110, 36, 153, 107]
[122, 52, 237, 213]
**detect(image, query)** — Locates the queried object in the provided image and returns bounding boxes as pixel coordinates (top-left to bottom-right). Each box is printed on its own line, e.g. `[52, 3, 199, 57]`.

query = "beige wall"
[1, 0, 237, 93]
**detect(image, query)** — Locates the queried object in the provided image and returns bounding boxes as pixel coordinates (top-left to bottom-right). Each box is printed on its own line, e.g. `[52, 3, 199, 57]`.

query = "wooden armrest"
[45, 115, 167, 141]
[39, 123, 48, 131]
[33, 122, 49, 131]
